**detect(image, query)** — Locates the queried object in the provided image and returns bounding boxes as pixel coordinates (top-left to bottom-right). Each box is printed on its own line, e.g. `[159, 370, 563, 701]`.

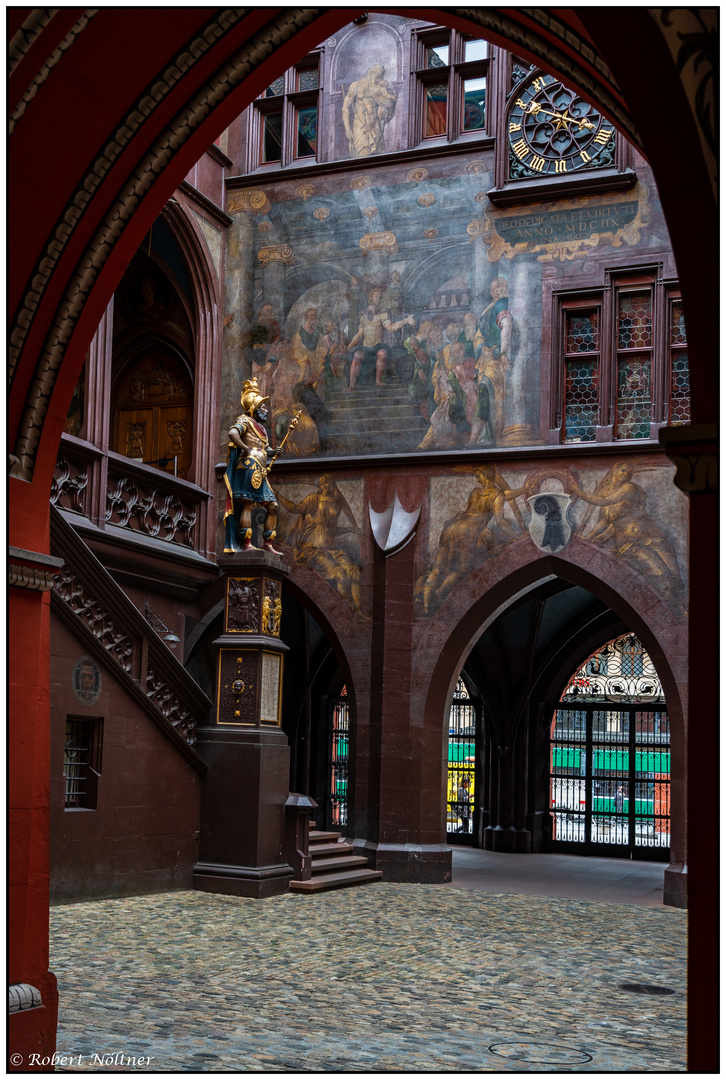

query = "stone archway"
[8, 8, 717, 1069]
[418, 554, 687, 895]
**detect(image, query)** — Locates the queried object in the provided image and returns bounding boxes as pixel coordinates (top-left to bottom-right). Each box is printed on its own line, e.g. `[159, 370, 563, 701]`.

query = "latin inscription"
[494, 201, 638, 245]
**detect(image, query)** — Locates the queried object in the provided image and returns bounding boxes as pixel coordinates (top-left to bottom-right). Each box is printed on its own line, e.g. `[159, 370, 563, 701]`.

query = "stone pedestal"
[193, 553, 293, 898]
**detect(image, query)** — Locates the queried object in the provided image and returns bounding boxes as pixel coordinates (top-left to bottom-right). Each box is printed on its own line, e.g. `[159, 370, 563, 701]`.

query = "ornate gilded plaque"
[217, 649, 257, 725]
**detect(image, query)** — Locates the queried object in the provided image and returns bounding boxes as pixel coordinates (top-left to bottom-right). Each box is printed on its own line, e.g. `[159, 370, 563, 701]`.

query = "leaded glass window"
[563, 308, 600, 442]
[616, 291, 653, 439]
[668, 297, 690, 425]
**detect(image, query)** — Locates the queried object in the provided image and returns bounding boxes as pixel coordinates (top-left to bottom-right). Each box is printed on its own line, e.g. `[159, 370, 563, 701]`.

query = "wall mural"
[276, 477, 365, 616]
[419, 461, 688, 616]
[223, 155, 664, 464]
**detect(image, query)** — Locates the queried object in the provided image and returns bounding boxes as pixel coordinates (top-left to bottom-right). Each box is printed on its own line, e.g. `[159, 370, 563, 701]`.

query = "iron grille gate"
[549, 703, 670, 859]
[447, 679, 477, 845]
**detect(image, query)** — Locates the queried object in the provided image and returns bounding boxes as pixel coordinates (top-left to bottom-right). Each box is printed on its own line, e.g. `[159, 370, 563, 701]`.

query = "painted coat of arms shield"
[526, 491, 573, 554]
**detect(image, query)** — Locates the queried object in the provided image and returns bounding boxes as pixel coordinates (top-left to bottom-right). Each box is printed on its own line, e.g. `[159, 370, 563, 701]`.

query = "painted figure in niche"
[270, 344, 320, 456]
[277, 474, 363, 615]
[346, 287, 415, 389]
[573, 462, 684, 606]
[468, 277, 513, 446]
[223, 378, 283, 554]
[417, 466, 525, 613]
[289, 307, 332, 450]
[342, 65, 397, 158]
[133, 274, 167, 321]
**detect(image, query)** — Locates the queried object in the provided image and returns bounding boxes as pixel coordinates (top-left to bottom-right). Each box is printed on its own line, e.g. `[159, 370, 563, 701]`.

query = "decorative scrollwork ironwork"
[562, 634, 663, 703]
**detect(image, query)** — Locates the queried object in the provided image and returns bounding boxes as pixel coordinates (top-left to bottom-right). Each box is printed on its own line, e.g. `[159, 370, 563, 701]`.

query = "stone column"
[193, 552, 293, 899]
[500, 256, 545, 446]
[258, 244, 294, 329]
[353, 478, 451, 883]
[358, 231, 398, 287]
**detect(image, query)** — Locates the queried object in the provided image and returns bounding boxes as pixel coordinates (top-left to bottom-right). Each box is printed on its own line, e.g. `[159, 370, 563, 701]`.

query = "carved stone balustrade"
[105, 451, 207, 548]
[52, 436, 211, 557]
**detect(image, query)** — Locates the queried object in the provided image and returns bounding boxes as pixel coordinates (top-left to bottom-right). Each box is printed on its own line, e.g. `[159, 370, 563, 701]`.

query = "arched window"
[561, 634, 663, 703]
[550, 634, 670, 859]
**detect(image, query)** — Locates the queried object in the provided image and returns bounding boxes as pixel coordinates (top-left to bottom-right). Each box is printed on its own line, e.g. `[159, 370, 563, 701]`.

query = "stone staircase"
[325, 377, 428, 456]
[289, 828, 382, 894]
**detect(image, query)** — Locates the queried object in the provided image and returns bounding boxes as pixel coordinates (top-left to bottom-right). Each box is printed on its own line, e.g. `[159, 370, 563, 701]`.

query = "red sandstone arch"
[8, 8, 717, 1069]
[418, 549, 687, 884]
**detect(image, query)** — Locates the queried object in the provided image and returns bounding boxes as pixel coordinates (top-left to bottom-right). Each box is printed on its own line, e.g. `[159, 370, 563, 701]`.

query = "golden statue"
[223, 378, 284, 554]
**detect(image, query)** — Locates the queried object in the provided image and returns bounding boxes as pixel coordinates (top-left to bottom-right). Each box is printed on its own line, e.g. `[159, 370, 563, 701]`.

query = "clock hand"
[526, 102, 596, 131]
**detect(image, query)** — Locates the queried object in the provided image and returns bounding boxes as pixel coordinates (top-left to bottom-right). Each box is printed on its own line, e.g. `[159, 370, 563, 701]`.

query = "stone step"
[310, 855, 369, 873]
[307, 841, 355, 857]
[309, 830, 342, 844]
[289, 868, 383, 893]
[328, 401, 417, 418]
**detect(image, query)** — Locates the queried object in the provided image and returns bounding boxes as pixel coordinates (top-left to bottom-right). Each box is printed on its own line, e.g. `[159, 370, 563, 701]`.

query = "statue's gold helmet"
[240, 378, 269, 417]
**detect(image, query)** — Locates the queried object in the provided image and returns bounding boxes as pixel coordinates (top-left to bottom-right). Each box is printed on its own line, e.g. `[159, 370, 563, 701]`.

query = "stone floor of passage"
[48, 850, 686, 1074]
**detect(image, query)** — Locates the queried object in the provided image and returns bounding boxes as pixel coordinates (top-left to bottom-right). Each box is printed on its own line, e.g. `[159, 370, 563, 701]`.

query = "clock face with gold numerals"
[507, 71, 615, 179]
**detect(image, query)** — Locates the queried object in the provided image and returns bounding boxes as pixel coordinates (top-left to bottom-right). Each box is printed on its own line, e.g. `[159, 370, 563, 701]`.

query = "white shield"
[369, 490, 421, 555]
[526, 491, 573, 554]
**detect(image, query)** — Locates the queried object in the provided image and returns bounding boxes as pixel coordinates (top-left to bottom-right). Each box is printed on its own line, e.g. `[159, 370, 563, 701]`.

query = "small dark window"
[64, 717, 102, 809]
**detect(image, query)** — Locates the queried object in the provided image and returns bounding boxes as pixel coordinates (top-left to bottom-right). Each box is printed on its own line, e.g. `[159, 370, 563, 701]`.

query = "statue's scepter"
[267, 410, 302, 472]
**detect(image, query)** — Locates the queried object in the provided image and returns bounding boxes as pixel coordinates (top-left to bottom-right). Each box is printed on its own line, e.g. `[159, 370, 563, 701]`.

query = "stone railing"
[52, 435, 211, 554]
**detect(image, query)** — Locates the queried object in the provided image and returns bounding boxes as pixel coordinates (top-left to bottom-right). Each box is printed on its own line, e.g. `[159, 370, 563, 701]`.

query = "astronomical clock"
[507, 70, 616, 180]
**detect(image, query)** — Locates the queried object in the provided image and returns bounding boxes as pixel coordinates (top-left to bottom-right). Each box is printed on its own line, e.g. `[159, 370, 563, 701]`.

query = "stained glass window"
[296, 106, 317, 157]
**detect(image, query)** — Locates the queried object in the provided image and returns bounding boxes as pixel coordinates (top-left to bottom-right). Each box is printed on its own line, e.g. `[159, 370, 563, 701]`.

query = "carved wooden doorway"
[113, 347, 194, 478]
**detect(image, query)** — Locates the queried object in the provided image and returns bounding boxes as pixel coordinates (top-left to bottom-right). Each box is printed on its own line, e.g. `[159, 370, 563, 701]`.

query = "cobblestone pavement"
[50, 886, 686, 1073]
